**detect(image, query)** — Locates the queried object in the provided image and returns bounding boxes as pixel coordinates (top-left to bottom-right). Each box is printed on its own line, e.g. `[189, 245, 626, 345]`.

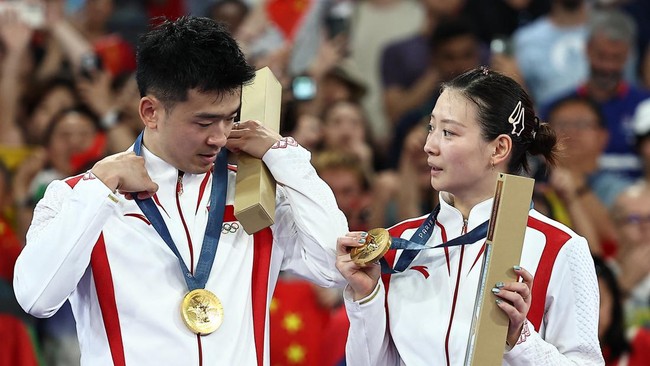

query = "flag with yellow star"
[270, 277, 337, 365]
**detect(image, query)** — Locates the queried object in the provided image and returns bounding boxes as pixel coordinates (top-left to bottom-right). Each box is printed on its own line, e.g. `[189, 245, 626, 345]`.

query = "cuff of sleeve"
[503, 320, 539, 360]
[344, 281, 384, 313]
[262, 140, 310, 181]
[71, 176, 123, 209]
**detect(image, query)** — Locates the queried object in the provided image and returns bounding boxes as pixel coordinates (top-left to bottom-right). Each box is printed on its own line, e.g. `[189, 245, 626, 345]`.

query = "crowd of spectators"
[2, 0, 650, 365]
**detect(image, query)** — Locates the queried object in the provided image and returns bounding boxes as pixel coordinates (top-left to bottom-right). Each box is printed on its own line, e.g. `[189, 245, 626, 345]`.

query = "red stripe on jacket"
[227, 204, 273, 366]
[65, 174, 84, 188]
[91, 234, 126, 366]
[383, 218, 428, 294]
[252, 227, 273, 365]
[67, 173, 126, 364]
[527, 216, 571, 332]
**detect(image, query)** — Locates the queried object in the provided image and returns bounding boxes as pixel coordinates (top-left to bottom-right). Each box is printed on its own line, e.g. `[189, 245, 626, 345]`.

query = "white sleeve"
[262, 143, 349, 288]
[344, 281, 401, 366]
[13, 178, 121, 317]
[503, 238, 605, 365]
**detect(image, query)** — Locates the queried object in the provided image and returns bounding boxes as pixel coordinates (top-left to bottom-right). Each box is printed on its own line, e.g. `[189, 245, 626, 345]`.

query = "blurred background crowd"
[1, 0, 650, 365]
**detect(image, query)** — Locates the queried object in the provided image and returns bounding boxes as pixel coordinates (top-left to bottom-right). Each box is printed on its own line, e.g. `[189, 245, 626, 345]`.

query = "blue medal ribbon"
[382, 201, 533, 274]
[132, 132, 227, 290]
[382, 204, 488, 274]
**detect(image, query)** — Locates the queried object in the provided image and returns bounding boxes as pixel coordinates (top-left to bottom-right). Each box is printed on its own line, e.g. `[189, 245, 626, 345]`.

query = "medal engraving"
[350, 228, 391, 266]
[181, 289, 224, 335]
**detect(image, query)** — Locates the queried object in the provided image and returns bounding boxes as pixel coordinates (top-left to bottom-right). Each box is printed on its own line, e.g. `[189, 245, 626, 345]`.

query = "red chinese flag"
[269, 279, 331, 365]
[0, 315, 38, 366]
[94, 35, 136, 76]
[265, 0, 312, 41]
[0, 218, 22, 282]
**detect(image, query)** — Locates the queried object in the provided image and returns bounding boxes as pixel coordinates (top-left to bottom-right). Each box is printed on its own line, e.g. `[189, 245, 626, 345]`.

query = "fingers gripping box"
[234, 67, 282, 234]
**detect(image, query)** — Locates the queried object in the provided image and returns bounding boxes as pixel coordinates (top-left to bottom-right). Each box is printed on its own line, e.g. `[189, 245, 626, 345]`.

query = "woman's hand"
[492, 266, 534, 347]
[335, 232, 381, 301]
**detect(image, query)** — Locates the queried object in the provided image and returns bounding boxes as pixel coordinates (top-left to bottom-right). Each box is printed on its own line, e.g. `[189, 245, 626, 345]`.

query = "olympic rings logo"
[222, 222, 240, 234]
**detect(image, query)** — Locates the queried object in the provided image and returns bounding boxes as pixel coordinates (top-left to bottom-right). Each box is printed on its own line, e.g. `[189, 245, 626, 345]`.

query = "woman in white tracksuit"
[336, 67, 604, 366]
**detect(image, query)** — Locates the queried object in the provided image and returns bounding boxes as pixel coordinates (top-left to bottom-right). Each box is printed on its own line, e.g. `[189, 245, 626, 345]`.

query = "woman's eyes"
[428, 125, 454, 137]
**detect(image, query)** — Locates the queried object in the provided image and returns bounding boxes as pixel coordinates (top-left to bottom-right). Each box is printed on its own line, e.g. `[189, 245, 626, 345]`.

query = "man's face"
[434, 35, 480, 82]
[318, 168, 364, 220]
[587, 32, 630, 92]
[323, 102, 366, 148]
[143, 89, 241, 174]
[548, 101, 608, 165]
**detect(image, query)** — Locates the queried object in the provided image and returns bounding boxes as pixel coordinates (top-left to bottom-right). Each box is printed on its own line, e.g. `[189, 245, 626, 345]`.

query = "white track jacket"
[344, 195, 604, 366]
[14, 143, 348, 366]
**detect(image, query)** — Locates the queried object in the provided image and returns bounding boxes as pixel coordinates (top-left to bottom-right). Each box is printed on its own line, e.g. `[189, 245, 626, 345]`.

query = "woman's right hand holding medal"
[335, 232, 381, 301]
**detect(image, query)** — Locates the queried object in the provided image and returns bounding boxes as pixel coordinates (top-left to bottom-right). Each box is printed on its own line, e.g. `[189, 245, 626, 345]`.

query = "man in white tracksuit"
[14, 17, 347, 366]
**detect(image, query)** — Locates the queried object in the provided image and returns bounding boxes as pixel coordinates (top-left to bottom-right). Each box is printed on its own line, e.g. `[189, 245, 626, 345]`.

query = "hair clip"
[508, 101, 525, 136]
[480, 66, 489, 76]
[531, 116, 541, 139]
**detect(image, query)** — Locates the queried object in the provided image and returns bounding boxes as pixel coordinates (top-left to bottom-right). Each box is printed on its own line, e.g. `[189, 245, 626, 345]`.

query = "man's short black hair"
[136, 16, 255, 108]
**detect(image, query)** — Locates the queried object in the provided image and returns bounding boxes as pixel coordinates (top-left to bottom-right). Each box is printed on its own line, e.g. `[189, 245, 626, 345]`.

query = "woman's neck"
[443, 191, 493, 220]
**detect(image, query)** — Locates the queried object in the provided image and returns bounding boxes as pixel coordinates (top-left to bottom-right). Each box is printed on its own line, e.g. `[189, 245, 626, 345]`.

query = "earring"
[490, 160, 495, 170]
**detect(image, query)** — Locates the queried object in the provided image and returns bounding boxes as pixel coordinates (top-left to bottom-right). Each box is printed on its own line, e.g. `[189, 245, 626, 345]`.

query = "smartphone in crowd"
[79, 53, 104, 80]
[292, 76, 317, 101]
[490, 36, 514, 56]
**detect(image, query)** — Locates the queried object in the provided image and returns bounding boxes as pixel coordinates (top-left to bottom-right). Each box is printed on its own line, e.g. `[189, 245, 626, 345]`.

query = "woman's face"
[49, 112, 97, 174]
[30, 86, 77, 143]
[424, 89, 495, 200]
[322, 102, 366, 149]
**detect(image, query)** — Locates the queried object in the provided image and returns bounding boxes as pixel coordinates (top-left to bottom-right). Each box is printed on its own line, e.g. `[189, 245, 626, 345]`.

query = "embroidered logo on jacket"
[409, 265, 430, 279]
[271, 137, 298, 149]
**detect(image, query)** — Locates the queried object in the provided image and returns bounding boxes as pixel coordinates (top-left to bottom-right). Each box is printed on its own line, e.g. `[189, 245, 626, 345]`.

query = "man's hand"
[91, 151, 158, 199]
[226, 120, 282, 158]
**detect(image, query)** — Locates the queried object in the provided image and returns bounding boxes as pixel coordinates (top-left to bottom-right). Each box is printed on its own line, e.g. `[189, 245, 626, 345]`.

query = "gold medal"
[350, 228, 391, 266]
[181, 289, 224, 335]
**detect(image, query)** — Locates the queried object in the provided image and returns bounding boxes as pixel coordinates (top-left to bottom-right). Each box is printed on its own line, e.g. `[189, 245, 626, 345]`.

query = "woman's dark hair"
[593, 256, 631, 361]
[136, 16, 255, 109]
[441, 67, 558, 174]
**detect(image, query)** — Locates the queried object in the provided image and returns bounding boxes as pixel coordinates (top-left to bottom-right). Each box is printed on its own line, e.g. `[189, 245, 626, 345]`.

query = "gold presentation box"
[234, 67, 282, 234]
[465, 173, 534, 365]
